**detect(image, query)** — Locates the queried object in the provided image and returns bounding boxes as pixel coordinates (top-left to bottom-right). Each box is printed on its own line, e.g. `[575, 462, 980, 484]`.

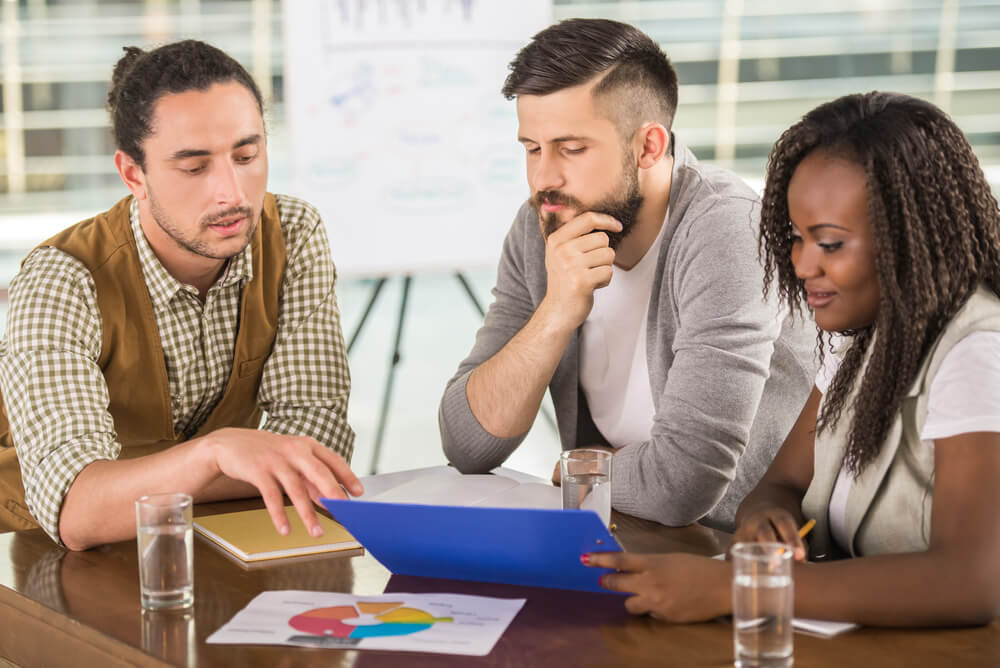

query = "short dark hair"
[502, 19, 678, 140]
[107, 40, 264, 169]
[759, 91, 1000, 475]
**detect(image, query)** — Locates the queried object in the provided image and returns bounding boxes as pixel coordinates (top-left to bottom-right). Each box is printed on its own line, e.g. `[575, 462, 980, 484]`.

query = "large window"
[2, 0, 998, 233]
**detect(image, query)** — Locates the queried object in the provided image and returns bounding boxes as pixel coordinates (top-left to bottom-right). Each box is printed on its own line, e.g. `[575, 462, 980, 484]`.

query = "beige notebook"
[194, 507, 361, 562]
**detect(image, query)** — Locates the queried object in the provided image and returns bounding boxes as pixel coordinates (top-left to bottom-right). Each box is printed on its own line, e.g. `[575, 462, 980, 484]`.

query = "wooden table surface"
[0, 501, 997, 667]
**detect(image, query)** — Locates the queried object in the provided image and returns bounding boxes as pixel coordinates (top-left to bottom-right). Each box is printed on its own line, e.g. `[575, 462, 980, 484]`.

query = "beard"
[148, 188, 257, 261]
[533, 159, 644, 250]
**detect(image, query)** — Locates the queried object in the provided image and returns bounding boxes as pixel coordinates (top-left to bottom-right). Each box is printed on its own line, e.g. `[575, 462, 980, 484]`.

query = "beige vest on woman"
[802, 286, 1000, 558]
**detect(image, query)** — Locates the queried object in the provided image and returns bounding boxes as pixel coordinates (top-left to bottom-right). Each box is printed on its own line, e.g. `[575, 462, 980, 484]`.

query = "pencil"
[798, 518, 816, 539]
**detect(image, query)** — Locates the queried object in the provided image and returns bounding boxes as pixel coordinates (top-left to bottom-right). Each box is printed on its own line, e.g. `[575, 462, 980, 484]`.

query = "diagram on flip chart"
[283, 0, 552, 275]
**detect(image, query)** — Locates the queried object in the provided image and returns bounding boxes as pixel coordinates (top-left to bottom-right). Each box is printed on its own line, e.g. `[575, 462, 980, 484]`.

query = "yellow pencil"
[798, 518, 816, 539]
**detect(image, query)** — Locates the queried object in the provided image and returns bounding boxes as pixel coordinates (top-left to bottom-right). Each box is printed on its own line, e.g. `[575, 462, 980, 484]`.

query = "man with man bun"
[0, 40, 361, 549]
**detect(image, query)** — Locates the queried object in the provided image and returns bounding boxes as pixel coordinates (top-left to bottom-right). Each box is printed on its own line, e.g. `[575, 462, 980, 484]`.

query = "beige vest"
[802, 286, 1000, 558]
[0, 195, 287, 532]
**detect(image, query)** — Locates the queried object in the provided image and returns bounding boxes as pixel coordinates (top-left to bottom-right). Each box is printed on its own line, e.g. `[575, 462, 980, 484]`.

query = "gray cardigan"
[439, 137, 816, 530]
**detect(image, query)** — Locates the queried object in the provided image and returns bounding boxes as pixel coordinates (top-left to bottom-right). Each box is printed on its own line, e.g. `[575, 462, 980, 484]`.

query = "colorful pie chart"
[289, 601, 453, 639]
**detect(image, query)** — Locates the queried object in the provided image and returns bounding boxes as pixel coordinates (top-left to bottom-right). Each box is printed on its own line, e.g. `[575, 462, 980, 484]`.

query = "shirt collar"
[129, 198, 254, 308]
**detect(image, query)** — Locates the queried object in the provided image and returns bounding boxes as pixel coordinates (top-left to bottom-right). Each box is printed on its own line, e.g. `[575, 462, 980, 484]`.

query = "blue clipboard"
[321, 499, 623, 594]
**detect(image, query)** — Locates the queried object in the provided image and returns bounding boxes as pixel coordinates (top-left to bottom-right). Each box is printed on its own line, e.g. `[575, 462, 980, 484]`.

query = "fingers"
[584, 551, 650, 573]
[598, 571, 644, 595]
[623, 594, 654, 617]
[733, 509, 808, 562]
[210, 430, 363, 537]
[277, 439, 355, 504]
[276, 465, 325, 537]
[793, 537, 808, 562]
[570, 230, 615, 254]
[766, 513, 806, 560]
[756, 522, 779, 544]
[582, 246, 616, 269]
[584, 555, 657, 615]
[548, 212, 622, 244]
[589, 265, 614, 290]
[311, 445, 364, 497]
[547, 235, 615, 274]
[549, 228, 615, 263]
[263, 440, 355, 538]
[305, 480, 322, 506]
[258, 479, 292, 536]
[551, 460, 562, 486]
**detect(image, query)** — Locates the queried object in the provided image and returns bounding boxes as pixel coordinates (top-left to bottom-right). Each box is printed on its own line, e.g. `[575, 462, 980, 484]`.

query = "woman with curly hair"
[585, 91, 1000, 626]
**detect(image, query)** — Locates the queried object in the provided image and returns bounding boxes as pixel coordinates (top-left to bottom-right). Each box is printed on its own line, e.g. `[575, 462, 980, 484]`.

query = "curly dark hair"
[107, 40, 263, 169]
[759, 91, 1000, 475]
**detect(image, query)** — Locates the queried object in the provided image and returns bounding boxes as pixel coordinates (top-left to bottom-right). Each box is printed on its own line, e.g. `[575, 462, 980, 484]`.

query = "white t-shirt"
[817, 331, 1000, 551]
[578, 214, 669, 448]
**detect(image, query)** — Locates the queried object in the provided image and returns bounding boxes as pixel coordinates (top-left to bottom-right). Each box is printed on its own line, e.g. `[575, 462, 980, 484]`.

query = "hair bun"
[107, 46, 146, 113]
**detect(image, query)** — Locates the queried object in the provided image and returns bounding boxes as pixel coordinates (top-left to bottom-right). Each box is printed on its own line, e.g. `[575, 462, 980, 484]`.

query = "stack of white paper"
[354, 465, 562, 510]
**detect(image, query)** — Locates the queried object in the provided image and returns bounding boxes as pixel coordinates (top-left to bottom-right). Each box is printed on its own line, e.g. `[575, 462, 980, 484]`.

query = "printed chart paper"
[207, 591, 526, 656]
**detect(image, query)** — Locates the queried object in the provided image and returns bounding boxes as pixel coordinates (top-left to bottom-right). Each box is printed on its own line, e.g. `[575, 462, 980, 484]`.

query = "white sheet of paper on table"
[207, 590, 526, 656]
[712, 552, 858, 637]
[353, 465, 562, 510]
[352, 465, 460, 500]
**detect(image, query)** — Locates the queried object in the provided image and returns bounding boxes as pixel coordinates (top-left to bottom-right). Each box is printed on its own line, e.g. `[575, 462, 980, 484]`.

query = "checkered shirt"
[0, 194, 355, 543]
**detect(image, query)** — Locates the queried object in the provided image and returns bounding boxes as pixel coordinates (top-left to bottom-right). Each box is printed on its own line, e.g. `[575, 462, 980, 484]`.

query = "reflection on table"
[1, 501, 997, 667]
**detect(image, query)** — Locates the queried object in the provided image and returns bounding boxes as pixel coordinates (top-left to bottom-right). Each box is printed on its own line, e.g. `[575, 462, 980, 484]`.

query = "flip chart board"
[282, 0, 553, 276]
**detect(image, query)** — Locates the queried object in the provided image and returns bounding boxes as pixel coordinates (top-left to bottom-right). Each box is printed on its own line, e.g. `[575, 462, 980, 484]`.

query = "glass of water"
[559, 448, 612, 526]
[731, 542, 794, 668]
[135, 493, 194, 610]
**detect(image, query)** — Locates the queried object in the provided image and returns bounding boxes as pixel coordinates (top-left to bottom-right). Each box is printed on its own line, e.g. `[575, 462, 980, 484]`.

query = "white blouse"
[815, 331, 1000, 551]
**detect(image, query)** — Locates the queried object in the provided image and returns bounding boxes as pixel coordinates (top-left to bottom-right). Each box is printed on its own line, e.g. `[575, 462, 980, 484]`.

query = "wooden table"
[0, 503, 997, 667]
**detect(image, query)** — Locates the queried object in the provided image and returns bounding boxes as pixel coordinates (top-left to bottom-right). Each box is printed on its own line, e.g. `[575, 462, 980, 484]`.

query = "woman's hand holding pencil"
[731, 508, 814, 562]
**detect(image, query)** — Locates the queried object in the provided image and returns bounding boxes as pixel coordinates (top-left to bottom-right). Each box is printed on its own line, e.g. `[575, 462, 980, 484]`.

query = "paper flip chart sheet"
[282, 0, 553, 276]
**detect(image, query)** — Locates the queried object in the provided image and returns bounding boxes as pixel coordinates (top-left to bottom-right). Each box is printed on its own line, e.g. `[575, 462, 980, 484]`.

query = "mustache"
[532, 190, 584, 210]
[202, 206, 253, 226]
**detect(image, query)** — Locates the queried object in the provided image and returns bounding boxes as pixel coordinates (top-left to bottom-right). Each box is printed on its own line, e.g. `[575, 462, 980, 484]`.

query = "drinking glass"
[135, 493, 194, 610]
[731, 542, 794, 667]
[559, 449, 612, 526]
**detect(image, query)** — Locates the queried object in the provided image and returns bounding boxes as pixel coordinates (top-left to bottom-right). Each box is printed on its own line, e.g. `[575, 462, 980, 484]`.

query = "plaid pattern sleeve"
[0, 248, 119, 543]
[257, 195, 356, 460]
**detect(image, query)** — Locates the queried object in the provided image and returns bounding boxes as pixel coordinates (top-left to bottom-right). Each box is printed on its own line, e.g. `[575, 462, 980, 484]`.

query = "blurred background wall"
[1, 0, 998, 479]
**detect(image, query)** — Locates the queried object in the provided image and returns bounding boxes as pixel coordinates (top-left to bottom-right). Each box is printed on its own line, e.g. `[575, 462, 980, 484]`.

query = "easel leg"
[454, 271, 485, 317]
[347, 277, 388, 354]
[370, 275, 412, 474]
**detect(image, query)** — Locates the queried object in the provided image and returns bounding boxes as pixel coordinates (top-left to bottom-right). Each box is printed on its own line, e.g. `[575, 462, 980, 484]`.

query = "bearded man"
[439, 19, 816, 531]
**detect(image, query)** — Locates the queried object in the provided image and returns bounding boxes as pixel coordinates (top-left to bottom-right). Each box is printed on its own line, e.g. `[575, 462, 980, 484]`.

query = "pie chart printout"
[289, 601, 453, 639]
[207, 591, 527, 656]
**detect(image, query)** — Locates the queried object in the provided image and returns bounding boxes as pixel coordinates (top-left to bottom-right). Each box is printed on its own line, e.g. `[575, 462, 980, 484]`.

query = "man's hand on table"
[205, 428, 363, 539]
